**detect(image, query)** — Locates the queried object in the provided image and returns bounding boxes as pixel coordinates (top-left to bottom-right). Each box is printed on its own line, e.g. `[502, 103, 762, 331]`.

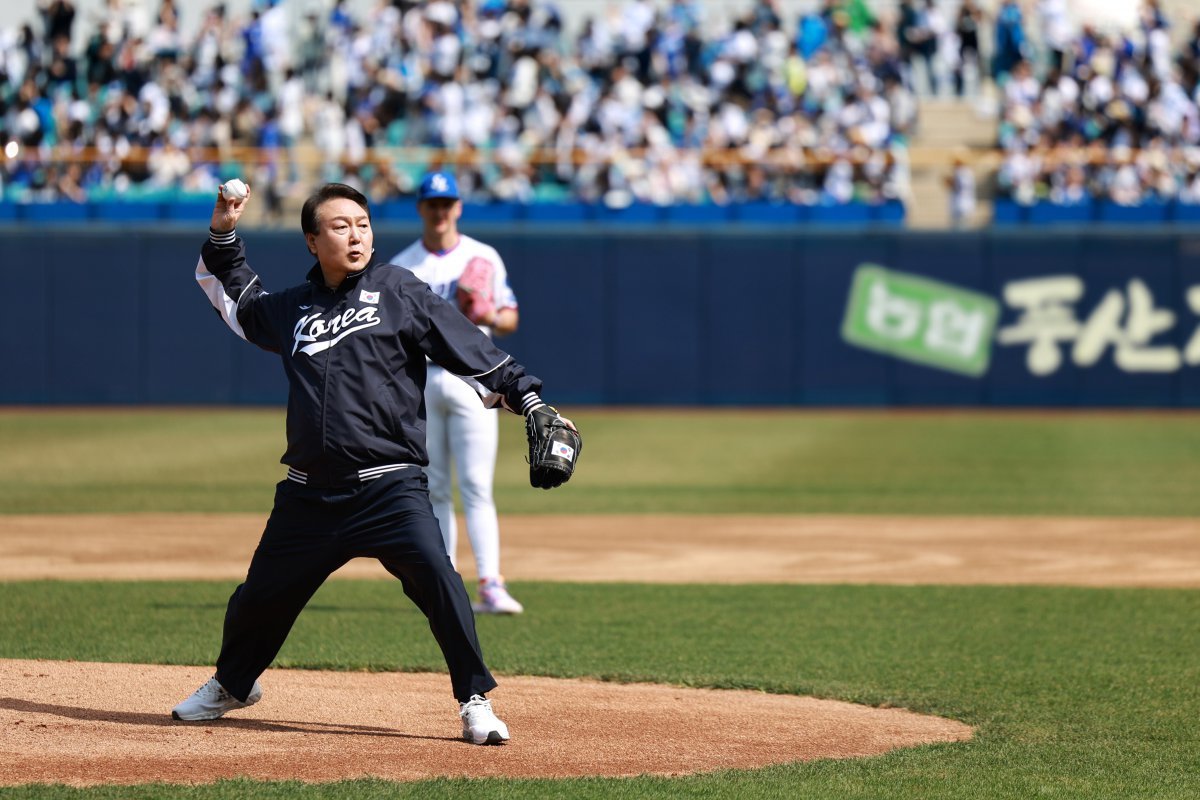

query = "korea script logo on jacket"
[292, 306, 381, 356]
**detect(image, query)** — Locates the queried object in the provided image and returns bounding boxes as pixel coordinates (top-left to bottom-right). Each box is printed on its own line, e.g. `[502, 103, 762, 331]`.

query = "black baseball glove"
[525, 406, 582, 489]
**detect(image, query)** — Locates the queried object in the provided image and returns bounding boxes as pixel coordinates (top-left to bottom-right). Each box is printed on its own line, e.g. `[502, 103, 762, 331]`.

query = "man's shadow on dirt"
[0, 697, 458, 742]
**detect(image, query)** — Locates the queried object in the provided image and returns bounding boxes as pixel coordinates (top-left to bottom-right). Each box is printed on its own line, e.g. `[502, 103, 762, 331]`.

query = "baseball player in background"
[388, 172, 525, 615]
[171, 180, 578, 744]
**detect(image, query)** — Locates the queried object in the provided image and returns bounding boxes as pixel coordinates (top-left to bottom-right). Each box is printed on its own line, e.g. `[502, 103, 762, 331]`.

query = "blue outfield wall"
[3, 224, 1200, 407]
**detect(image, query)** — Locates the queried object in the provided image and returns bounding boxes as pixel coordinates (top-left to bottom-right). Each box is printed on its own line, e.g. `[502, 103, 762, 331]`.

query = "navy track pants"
[213, 468, 496, 703]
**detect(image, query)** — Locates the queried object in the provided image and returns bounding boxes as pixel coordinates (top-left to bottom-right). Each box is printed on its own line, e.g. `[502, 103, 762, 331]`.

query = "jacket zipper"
[319, 289, 336, 455]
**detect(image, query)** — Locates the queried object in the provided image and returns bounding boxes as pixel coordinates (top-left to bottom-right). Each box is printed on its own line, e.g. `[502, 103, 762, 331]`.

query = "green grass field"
[2, 409, 1199, 515]
[1, 408, 1198, 799]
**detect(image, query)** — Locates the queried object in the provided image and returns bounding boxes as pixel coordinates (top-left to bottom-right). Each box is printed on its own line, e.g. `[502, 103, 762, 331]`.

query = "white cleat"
[472, 577, 524, 615]
[459, 694, 510, 745]
[171, 676, 262, 721]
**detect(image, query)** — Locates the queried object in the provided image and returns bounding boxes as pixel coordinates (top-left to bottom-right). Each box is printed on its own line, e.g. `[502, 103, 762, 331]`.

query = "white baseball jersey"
[388, 234, 517, 334]
[386, 233, 518, 581]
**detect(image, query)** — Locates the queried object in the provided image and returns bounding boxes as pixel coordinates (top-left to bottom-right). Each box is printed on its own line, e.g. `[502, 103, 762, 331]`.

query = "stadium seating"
[0, 0, 913, 224]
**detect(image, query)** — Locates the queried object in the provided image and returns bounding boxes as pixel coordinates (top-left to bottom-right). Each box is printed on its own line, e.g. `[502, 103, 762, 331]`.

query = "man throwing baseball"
[388, 173, 525, 614]
[171, 180, 580, 744]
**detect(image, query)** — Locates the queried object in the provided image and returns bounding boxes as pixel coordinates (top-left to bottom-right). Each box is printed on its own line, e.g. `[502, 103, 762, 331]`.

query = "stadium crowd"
[11, 0, 1199, 214]
[995, 0, 1200, 207]
[0, 0, 922, 211]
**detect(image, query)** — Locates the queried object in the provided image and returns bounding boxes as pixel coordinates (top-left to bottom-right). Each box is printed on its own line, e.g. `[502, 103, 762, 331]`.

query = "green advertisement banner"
[842, 264, 1001, 377]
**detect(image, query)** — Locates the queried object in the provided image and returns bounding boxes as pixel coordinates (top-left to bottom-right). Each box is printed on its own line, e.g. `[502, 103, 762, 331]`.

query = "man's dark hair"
[301, 183, 371, 235]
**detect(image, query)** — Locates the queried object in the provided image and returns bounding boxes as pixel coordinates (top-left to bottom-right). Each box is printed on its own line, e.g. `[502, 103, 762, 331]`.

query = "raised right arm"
[194, 183, 282, 353]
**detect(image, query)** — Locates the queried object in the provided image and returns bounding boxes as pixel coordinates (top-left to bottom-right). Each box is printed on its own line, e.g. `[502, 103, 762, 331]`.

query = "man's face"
[307, 197, 373, 275]
[418, 197, 461, 236]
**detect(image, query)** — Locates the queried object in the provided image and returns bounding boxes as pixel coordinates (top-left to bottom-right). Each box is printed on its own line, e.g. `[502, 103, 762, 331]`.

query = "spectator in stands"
[946, 154, 975, 226]
[992, 0, 1026, 84]
[44, 31, 77, 90]
[1049, 161, 1088, 205]
[1180, 158, 1200, 204]
[38, 0, 75, 48]
[953, 0, 983, 97]
[57, 161, 87, 202]
[1036, 0, 1071, 73]
[897, 1, 934, 95]
[147, 139, 190, 189]
[796, 6, 828, 60]
[1188, 19, 1200, 68]
[12, 23, 43, 86]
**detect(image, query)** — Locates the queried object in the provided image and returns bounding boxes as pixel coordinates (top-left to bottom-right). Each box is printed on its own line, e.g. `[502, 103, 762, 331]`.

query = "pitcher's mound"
[0, 659, 971, 786]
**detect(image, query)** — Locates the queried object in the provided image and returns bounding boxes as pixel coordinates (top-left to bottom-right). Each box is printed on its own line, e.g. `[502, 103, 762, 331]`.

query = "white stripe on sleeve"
[195, 254, 251, 342]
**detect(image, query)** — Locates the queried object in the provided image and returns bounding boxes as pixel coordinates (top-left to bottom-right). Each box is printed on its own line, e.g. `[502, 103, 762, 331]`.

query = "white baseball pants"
[423, 365, 502, 580]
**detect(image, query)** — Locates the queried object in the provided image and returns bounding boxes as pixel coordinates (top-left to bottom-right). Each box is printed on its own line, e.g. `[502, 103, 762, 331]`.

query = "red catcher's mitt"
[456, 256, 496, 324]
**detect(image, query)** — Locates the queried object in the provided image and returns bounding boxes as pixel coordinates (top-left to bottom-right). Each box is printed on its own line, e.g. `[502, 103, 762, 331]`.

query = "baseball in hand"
[222, 179, 248, 200]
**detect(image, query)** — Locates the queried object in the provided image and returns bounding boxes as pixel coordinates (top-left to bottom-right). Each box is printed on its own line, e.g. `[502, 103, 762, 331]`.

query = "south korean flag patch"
[526, 406, 582, 489]
[360, 290, 380, 304]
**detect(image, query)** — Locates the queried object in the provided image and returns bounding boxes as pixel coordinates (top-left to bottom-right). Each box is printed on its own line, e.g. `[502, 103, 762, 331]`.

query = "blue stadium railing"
[375, 198, 906, 225]
[0, 198, 906, 226]
[993, 198, 1200, 225]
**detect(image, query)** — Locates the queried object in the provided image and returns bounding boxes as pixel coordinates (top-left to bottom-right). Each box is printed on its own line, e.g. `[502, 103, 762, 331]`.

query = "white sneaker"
[472, 577, 524, 614]
[171, 676, 263, 721]
[459, 694, 510, 745]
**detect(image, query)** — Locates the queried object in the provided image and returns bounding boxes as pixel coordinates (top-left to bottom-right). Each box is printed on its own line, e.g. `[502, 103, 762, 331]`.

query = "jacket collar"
[307, 261, 374, 293]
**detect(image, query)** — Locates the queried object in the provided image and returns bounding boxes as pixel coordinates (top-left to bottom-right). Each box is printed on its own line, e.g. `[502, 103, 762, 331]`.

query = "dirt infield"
[2, 513, 1197, 586]
[0, 659, 971, 787]
[5, 511, 1196, 786]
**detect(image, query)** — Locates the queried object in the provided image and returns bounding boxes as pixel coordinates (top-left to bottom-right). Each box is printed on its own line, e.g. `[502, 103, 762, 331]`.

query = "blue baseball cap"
[418, 172, 459, 201]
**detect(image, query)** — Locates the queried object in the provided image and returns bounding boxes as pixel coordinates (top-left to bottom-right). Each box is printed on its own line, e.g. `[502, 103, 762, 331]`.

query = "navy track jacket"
[196, 230, 543, 485]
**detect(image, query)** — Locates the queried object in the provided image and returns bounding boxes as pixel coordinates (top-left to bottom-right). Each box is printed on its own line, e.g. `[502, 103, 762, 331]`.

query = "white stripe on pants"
[424, 365, 501, 579]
